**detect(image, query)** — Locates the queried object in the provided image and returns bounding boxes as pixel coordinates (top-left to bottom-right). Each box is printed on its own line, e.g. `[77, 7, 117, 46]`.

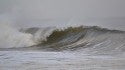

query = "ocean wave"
[1, 22, 125, 54]
[19, 26, 125, 54]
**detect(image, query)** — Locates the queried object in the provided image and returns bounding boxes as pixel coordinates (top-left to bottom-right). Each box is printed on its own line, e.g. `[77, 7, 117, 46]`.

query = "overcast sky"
[0, 0, 125, 30]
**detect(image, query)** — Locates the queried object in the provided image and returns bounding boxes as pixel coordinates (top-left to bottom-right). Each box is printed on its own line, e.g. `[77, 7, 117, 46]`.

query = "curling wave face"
[19, 26, 125, 54]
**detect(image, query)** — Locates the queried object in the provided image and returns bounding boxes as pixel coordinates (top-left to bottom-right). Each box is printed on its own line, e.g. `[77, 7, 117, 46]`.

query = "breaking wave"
[19, 26, 125, 54]
[1, 19, 125, 54]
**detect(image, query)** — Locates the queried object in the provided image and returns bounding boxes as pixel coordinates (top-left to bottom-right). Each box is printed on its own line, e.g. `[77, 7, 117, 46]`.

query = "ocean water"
[1, 51, 125, 70]
[0, 17, 125, 70]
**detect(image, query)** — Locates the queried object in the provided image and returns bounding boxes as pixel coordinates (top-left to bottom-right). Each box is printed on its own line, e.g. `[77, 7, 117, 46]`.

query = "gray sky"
[0, 0, 125, 30]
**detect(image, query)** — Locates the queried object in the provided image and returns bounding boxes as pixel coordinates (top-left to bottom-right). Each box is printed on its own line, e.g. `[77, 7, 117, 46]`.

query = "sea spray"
[0, 15, 36, 48]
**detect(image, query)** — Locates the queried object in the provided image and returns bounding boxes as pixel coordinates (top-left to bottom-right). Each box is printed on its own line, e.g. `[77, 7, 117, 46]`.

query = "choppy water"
[1, 51, 125, 70]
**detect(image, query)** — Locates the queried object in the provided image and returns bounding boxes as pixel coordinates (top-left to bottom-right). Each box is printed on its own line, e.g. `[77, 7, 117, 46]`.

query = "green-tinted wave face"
[42, 26, 85, 44]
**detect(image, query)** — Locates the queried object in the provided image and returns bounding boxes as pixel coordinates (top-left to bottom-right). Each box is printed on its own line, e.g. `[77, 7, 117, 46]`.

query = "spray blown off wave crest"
[0, 18, 37, 48]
